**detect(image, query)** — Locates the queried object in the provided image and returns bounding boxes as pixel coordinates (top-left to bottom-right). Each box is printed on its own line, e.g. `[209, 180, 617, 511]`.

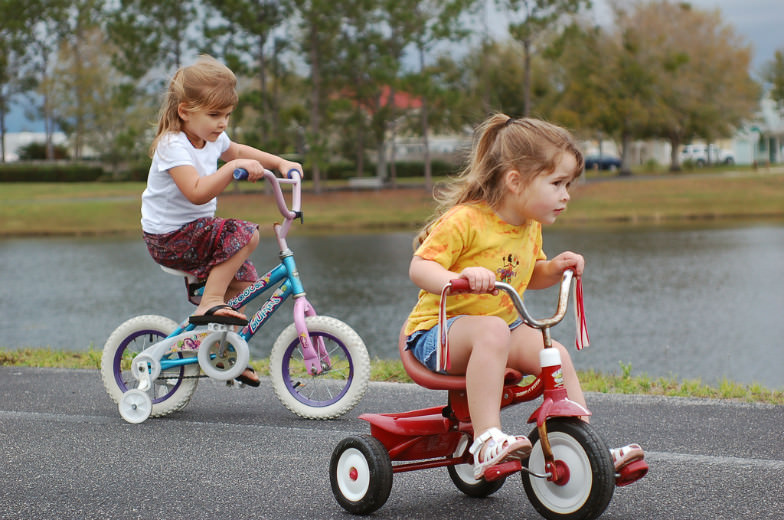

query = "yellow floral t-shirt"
[405, 201, 546, 336]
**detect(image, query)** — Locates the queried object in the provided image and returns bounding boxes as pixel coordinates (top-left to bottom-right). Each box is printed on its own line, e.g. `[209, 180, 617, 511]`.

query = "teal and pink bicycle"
[100, 169, 370, 423]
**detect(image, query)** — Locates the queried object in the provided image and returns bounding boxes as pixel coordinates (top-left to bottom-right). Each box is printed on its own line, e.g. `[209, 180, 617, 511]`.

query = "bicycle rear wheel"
[270, 315, 369, 419]
[100, 315, 199, 418]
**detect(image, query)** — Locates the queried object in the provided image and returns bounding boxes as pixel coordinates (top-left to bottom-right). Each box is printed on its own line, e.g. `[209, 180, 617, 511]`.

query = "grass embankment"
[2, 168, 783, 404]
[2, 347, 782, 405]
[1, 168, 783, 236]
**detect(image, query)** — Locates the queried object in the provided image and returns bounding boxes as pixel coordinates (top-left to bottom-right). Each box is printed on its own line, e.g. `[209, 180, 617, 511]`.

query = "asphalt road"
[1, 366, 782, 519]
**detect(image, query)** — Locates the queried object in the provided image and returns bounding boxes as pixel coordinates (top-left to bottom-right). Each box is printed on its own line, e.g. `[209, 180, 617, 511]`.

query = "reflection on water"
[1, 223, 782, 389]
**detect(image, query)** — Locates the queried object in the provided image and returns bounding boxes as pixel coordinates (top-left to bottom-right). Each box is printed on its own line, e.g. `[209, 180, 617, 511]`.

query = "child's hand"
[459, 266, 499, 294]
[234, 159, 266, 182]
[279, 160, 303, 178]
[548, 251, 585, 278]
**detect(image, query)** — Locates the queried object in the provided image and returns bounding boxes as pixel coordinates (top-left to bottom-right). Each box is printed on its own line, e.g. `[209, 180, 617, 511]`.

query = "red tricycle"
[329, 270, 648, 519]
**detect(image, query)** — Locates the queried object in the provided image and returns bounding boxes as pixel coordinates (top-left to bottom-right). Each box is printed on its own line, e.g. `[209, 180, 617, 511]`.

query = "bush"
[16, 142, 69, 160]
[0, 162, 104, 182]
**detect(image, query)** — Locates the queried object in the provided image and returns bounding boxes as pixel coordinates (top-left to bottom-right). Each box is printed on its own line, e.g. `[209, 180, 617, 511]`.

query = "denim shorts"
[406, 317, 523, 372]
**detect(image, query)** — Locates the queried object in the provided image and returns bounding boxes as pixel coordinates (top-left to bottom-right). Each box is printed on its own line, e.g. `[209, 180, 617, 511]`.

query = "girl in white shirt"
[141, 56, 301, 383]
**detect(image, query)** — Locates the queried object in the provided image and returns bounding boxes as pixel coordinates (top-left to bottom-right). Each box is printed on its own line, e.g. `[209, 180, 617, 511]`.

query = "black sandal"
[235, 366, 260, 387]
[189, 304, 248, 326]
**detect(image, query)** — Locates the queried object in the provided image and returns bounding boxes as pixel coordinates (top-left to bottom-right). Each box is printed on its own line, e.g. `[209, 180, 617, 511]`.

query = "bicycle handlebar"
[233, 168, 302, 222]
[447, 270, 574, 331]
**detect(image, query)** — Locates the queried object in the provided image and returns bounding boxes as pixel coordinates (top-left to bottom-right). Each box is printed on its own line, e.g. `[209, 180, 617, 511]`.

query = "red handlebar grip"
[448, 278, 471, 292]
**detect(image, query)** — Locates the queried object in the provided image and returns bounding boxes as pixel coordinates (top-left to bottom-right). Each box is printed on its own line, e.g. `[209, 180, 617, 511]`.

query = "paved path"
[1, 366, 782, 519]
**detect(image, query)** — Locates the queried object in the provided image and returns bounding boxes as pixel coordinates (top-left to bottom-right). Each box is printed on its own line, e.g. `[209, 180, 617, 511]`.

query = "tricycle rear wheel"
[447, 462, 505, 497]
[330, 435, 392, 515]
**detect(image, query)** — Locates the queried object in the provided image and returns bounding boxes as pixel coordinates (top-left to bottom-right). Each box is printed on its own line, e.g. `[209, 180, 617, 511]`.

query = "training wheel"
[119, 389, 152, 424]
[197, 331, 249, 381]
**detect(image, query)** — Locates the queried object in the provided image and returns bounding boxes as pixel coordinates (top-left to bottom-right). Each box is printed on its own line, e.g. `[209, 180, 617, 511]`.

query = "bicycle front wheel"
[100, 315, 199, 418]
[270, 315, 369, 419]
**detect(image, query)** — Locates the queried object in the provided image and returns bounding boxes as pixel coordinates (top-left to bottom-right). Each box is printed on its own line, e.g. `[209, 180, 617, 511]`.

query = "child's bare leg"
[194, 230, 259, 319]
[508, 325, 588, 420]
[446, 316, 511, 435]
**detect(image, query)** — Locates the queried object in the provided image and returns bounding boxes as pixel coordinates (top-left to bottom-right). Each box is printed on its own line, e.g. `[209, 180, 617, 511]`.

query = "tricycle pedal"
[483, 459, 522, 482]
[615, 459, 648, 487]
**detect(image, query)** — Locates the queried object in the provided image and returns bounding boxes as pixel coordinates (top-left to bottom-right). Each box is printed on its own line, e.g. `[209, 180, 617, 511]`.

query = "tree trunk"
[419, 46, 432, 192]
[308, 23, 322, 193]
[619, 131, 633, 176]
[523, 37, 532, 117]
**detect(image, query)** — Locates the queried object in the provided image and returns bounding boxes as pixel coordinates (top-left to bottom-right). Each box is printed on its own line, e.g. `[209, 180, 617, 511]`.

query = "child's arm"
[169, 160, 262, 205]
[170, 145, 303, 205]
[528, 251, 584, 290]
[222, 143, 302, 178]
[409, 255, 497, 295]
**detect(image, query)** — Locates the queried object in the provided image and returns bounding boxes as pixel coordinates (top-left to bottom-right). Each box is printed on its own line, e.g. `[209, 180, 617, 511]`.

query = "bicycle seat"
[159, 266, 204, 305]
[398, 325, 522, 391]
[160, 265, 198, 283]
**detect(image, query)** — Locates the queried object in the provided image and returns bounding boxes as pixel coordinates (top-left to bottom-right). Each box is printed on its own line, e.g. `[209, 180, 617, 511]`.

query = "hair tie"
[503, 117, 516, 128]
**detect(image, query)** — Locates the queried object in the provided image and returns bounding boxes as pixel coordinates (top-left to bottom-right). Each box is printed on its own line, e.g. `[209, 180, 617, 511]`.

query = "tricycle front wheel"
[522, 418, 614, 520]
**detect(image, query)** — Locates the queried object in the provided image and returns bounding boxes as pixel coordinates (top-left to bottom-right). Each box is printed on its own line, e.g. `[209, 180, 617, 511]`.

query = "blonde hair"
[149, 55, 239, 157]
[414, 114, 584, 248]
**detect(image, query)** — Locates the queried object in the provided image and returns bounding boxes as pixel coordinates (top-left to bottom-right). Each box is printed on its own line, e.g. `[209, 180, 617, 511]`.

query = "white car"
[680, 144, 735, 166]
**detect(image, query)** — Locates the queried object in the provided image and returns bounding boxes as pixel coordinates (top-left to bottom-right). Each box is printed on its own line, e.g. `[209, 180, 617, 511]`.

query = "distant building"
[737, 96, 784, 165]
[2, 132, 68, 162]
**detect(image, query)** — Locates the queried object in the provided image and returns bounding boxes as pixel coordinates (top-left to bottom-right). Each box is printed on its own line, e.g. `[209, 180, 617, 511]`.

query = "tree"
[107, 0, 200, 77]
[554, 20, 657, 175]
[618, 0, 759, 170]
[201, 0, 290, 147]
[38, 0, 110, 160]
[555, 0, 759, 174]
[763, 48, 784, 108]
[0, 0, 37, 161]
[291, 0, 342, 193]
[404, 0, 477, 190]
[495, 0, 589, 116]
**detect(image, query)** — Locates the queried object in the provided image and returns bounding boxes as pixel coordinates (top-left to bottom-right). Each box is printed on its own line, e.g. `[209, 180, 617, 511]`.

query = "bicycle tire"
[100, 315, 199, 418]
[270, 315, 369, 419]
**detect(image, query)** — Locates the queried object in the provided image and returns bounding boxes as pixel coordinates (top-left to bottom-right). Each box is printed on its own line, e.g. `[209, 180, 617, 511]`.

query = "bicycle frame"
[157, 169, 329, 376]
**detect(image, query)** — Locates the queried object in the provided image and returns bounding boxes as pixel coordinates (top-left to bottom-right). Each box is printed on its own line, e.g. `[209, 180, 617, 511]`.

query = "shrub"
[0, 162, 104, 182]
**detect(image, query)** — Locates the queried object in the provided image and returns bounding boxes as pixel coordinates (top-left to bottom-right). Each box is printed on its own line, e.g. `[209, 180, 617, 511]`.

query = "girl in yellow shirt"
[406, 114, 643, 480]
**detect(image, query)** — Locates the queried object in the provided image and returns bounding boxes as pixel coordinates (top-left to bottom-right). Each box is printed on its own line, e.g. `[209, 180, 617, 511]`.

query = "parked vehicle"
[584, 154, 622, 171]
[680, 144, 735, 166]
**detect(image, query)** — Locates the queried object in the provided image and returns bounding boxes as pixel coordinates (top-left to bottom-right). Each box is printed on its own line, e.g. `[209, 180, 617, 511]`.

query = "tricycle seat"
[398, 325, 522, 391]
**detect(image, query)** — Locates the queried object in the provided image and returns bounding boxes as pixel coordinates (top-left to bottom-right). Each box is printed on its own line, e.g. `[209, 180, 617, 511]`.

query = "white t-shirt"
[141, 132, 232, 234]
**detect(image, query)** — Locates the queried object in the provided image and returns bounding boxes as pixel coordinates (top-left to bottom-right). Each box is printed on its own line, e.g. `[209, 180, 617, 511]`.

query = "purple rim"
[113, 328, 183, 404]
[281, 332, 353, 407]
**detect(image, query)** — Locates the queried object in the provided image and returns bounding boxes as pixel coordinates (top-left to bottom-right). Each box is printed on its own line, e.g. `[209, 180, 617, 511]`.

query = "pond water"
[1, 223, 783, 389]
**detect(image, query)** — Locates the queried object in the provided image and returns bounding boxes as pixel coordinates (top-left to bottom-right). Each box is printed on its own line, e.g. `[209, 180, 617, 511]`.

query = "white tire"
[270, 315, 369, 419]
[101, 315, 199, 418]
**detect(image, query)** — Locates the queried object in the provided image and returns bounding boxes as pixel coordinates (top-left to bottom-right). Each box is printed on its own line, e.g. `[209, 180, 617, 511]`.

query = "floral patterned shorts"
[143, 217, 259, 282]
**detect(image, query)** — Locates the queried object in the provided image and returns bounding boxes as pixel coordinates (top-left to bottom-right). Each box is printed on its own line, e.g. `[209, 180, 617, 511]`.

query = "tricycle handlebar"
[447, 270, 574, 331]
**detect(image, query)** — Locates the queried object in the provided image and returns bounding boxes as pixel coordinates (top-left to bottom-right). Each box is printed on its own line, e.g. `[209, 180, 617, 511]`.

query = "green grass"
[1, 169, 784, 236]
[2, 348, 781, 405]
